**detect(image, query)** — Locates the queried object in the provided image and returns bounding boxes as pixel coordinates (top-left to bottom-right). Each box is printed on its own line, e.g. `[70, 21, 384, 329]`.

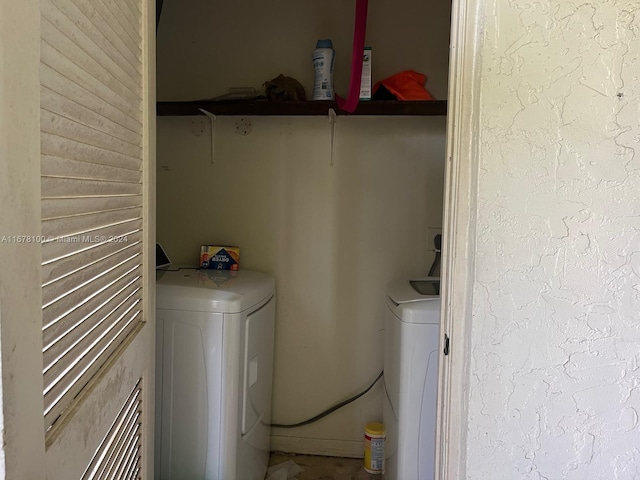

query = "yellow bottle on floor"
[364, 422, 385, 474]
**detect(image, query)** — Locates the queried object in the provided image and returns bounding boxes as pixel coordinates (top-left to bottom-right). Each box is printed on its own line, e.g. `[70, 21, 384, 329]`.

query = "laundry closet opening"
[154, 0, 452, 472]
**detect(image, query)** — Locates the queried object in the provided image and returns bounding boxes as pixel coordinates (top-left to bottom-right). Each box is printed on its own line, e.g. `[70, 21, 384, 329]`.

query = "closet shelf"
[156, 99, 447, 116]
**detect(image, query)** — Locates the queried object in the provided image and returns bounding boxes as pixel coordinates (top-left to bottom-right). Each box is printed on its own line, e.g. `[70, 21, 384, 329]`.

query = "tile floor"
[268, 453, 379, 480]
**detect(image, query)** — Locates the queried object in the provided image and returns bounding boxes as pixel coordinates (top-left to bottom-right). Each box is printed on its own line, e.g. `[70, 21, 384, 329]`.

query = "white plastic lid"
[386, 277, 440, 305]
[393, 298, 441, 324]
[156, 269, 275, 314]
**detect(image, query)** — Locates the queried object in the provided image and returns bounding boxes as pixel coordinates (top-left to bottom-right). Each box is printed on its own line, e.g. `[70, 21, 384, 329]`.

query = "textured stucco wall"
[468, 1, 640, 478]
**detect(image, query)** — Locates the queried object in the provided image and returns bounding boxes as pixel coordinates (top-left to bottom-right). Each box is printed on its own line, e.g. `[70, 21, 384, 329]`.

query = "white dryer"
[155, 269, 276, 480]
[383, 278, 440, 480]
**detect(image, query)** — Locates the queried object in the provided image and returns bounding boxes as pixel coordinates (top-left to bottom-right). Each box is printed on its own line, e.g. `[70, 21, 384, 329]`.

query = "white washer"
[383, 278, 440, 480]
[155, 269, 276, 480]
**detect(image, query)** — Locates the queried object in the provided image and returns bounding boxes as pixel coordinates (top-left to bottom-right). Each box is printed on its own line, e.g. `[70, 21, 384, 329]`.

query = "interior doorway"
[154, 0, 467, 478]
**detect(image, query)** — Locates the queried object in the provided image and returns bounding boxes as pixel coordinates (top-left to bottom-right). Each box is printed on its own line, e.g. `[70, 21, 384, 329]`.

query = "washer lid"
[387, 277, 440, 305]
[390, 298, 441, 324]
[156, 269, 275, 313]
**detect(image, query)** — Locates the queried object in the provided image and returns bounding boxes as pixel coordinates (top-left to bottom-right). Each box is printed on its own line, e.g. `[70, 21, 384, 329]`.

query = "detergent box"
[199, 245, 240, 270]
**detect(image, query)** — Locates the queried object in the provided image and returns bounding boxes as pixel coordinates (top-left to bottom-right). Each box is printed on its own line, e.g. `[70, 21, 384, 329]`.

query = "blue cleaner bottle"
[312, 39, 335, 100]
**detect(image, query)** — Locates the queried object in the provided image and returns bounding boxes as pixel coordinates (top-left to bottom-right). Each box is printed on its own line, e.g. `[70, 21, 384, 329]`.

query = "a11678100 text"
[1, 235, 129, 244]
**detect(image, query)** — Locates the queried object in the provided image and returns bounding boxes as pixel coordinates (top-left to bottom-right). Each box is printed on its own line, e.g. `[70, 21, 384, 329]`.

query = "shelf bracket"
[198, 108, 217, 166]
[329, 108, 337, 167]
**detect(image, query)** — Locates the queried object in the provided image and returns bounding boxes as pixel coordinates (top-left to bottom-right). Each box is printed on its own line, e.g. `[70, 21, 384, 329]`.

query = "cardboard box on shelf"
[200, 245, 240, 270]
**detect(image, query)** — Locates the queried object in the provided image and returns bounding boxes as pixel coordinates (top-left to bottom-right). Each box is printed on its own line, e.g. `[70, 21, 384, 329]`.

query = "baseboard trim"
[270, 435, 364, 459]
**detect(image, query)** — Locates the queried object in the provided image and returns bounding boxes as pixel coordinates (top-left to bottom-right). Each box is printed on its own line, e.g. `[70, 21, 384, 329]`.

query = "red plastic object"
[373, 70, 435, 101]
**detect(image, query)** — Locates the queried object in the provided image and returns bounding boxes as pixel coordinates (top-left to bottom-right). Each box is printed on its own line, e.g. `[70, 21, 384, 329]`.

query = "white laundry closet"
[154, 0, 451, 458]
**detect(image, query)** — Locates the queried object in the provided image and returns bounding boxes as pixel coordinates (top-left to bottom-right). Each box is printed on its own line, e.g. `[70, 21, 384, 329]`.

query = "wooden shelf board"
[156, 99, 447, 116]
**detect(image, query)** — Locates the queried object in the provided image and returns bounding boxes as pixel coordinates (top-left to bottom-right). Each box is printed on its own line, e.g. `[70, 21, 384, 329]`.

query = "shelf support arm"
[198, 108, 217, 166]
[329, 108, 337, 167]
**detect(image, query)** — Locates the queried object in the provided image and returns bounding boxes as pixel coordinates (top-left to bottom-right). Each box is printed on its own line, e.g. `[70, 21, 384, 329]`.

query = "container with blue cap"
[312, 39, 335, 100]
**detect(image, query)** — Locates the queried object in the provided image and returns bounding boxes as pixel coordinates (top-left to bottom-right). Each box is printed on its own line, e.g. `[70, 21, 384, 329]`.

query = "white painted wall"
[465, 1, 640, 478]
[157, 115, 446, 454]
[156, 0, 451, 100]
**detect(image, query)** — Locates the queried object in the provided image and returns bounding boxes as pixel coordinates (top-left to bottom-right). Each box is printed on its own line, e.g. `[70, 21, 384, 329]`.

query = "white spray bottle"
[312, 39, 335, 100]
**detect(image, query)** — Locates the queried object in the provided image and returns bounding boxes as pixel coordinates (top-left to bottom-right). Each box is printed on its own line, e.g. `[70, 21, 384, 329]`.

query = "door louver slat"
[81, 379, 143, 480]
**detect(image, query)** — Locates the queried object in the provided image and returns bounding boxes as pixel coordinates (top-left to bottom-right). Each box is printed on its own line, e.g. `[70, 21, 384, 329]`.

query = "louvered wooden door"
[40, 0, 155, 478]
